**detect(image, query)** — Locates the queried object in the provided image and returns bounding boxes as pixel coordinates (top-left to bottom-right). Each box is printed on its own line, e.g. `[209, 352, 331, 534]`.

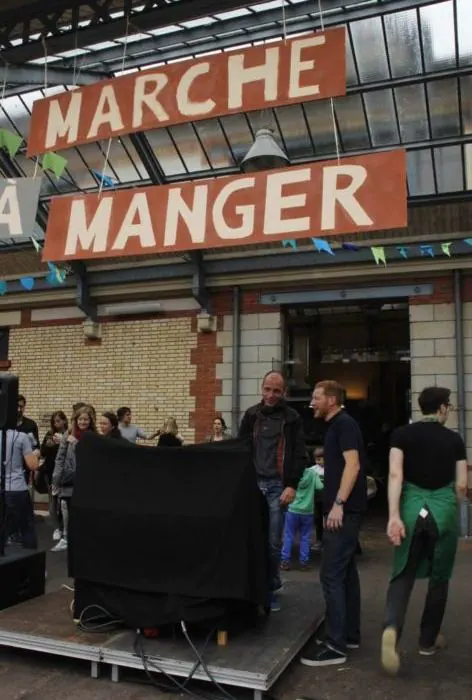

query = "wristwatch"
[335, 497, 345, 506]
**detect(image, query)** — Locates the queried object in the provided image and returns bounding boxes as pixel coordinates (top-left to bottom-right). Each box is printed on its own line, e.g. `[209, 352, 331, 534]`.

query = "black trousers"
[5, 491, 38, 549]
[384, 511, 449, 649]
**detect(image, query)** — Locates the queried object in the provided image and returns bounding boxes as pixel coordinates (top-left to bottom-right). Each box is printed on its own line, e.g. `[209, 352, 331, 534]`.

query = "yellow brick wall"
[9, 318, 197, 443]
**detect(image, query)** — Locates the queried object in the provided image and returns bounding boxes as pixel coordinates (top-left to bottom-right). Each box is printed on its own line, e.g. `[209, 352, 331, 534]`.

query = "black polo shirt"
[323, 410, 367, 514]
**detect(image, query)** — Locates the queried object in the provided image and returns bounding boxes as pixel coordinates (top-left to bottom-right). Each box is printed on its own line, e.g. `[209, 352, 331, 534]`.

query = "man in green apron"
[381, 386, 468, 675]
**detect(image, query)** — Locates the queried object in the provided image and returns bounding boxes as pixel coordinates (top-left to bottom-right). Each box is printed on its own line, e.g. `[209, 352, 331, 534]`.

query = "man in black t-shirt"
[381, 386, 468, 676]
[300, 380, 367, 668]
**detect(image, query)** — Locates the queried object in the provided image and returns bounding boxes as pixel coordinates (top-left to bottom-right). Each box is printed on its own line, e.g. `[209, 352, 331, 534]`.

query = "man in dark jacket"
[238, 371, 306, 611]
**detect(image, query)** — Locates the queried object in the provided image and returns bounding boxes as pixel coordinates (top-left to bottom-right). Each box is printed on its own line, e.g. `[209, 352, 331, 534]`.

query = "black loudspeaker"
[0, 549, 46, 611]
[0, 372, 19, 430]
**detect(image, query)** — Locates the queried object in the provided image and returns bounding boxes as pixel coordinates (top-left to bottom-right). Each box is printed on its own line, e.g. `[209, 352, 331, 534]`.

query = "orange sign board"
[43, 150, 407, 263]
[27, 28, 346, 157]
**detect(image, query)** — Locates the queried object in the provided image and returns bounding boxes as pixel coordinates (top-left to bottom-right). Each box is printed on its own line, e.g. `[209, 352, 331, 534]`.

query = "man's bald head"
[261, 371, 286, 407]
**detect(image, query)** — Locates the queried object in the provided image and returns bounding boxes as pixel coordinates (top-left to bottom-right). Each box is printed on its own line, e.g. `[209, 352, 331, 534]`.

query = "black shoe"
[300, 642, 346, 667]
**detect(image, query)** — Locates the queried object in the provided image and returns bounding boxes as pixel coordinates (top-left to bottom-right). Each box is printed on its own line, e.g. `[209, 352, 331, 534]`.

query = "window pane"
[364, 90, 400, 146]
[407, 150, 435, 196]
[334, 95, 370, 150]
[395, 84, 429, 142]
[457, 0, 472, 66]
[384, 9, 422, 77]
[350, 16, 390, 82]
[146, 129, 187, 177]
[460, 76, 472, 134]
[275, 104, 313, 159]
[193, 120, 235, 169]
[303, 101, 337, 155]
[420, 1, 456, 72]
[427, 78, 460, 138]
[434, 145, 463, 193]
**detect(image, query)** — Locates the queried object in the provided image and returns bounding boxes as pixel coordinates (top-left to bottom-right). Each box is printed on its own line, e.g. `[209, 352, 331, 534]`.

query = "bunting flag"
[282, 239, 297, 250]
[371, 246, 387, 266]
[41, 152, 68, 179]
[420, 244, 434, 258]
[342, 243, 360, 252]
[20, 276, 35, 291]
[0, 280, 7, 296]
[397, 246, 409, 259]
[312, 238, 335, 255]
[464, 239, 472, 247]
[441, 241, 453, 257]
[0, 129, 23, 158]
[30, 236, 42, 253]
[91, 169, 117, 188]
[46, 262, 67, 285]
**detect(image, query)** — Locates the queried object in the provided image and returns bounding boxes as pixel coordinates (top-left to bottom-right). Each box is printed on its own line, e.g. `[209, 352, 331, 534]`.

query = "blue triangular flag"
[91, 168, 117, 188]
[20, 277, 35, 291]
[464, 238, 472, 247]
[342, 242, 360, 252]
[419, 245, 434, 258]
[312, 238, 335, 255]
[397, 246, 409, 259]
[0, 280, 7, 295]
[282, 239, 297, 250]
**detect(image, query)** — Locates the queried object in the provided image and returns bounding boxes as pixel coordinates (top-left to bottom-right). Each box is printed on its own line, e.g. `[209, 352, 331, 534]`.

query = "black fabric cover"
[70, 433, 270, 629]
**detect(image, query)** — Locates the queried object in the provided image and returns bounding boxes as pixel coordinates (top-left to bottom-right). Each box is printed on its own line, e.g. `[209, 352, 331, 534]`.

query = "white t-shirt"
[118, 423, 146, 443]
[0, 430, 33, 491]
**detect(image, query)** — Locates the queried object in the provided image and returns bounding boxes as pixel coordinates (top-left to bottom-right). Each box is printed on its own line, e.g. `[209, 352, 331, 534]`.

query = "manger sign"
[27, 29, 346, 156]
[43, 151, 407, 262]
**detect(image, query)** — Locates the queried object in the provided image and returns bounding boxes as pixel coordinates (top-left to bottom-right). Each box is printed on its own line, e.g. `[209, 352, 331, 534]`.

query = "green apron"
[391, 481, 459, 584]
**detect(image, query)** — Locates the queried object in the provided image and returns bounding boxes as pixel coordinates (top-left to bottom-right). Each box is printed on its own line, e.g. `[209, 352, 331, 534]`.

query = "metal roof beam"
[0, 0, 279, 63]
[59, 0, 448, 73]
[0, 65, 107, 87]
[128, 132, 167, 185]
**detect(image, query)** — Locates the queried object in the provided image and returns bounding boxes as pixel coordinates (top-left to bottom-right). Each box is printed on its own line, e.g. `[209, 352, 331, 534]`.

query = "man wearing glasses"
[381, 386, 468, 675]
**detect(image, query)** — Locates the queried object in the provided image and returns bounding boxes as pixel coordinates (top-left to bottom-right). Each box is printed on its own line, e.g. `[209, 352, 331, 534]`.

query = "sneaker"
[51, 538, 68, 552]
[280, 560, 290, 571]
[311, 541, 322, 553]
[381, 626, 400, 676]
[53, 529, 62, 542]
[300, 642, 346, 667]
[346, 641, 360, 650]
[269, 593, 281, 613]
[419, 633, 446, 656]
[299, 563, 312, 572]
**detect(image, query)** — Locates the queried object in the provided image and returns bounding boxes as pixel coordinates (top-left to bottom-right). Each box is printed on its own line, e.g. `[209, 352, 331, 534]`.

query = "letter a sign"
[0, 178, 42, 240]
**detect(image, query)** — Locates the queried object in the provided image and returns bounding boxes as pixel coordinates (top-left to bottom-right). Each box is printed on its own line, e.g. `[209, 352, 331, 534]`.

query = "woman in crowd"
[99, 411, 124, 440]
[157, 417, 184, 447]
[51, 405, 97, 552]
[40, 410, 69, 544]
[206, 416, 231, 442]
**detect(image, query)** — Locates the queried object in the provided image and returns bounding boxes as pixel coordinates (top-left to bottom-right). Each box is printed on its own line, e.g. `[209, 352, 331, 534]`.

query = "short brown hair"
[315, 380, 345, 406]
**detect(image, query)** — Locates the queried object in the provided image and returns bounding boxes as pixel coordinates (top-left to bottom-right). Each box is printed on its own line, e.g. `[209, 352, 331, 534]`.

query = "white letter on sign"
[177, 63, 216, 117]
[0, 184, 22, 236]
[227, 47, 279, 109]
[65, 198, 112, 255]
[321, 165, 373, 230]
[133, 74, 170, 127]
[289, 36, 326, 99]
[164, 185, 208, 247]
[113, 193, 155, 250]
[213, 179, 256, 239]
[263, 170, 311, 235]
[45, 92, 82, 149]
[87, 85, 124, 139]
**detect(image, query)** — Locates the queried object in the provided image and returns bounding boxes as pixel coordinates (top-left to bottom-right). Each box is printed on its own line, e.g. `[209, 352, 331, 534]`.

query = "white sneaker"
[53, 529, 62, 541]
[51, 538, 68, 552]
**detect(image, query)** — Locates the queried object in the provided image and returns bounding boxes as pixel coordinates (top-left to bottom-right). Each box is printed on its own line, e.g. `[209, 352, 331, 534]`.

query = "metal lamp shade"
[240, 128, 290, 173]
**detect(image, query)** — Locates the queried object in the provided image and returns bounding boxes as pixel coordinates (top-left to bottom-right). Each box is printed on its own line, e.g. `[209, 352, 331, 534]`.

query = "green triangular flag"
[441, 241, 452, 257]
[30, 236, 42, 254]
[371, 246, 387, 266]
[41, 152, 68, 179]
[0, 128, 23, 158]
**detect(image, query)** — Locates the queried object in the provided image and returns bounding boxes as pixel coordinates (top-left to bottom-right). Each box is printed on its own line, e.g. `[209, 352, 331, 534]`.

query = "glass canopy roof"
[0, 0, 471, 249]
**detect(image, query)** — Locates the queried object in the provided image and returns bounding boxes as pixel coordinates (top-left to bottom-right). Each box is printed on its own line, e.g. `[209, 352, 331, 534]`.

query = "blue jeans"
[5, 490, 38, 549]
[282, 512, 313, 564]
[258, 477, 284, 592]
[320, 513, 362, 654]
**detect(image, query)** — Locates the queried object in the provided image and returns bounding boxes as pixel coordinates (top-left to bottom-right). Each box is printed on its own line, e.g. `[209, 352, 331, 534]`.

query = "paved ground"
[0, 517, 472, 699]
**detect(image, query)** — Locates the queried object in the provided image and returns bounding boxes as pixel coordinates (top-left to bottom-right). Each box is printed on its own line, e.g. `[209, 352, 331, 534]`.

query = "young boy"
[281, 462, 324, 571]
[312, 446, 325, 553]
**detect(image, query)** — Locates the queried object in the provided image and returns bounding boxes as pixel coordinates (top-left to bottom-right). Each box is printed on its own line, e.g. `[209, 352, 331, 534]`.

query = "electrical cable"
[180, 621, 239, 700]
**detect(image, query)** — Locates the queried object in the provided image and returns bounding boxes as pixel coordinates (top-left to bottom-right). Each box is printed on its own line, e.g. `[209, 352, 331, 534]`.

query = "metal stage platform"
[0, 581, 323, 699]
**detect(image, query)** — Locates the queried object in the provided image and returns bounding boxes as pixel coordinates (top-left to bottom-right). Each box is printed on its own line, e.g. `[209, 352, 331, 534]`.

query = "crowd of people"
[1, 375, 468, 677]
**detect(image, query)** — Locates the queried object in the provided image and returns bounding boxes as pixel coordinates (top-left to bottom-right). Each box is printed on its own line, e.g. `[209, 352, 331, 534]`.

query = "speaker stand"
[0, 426, 7, 557]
